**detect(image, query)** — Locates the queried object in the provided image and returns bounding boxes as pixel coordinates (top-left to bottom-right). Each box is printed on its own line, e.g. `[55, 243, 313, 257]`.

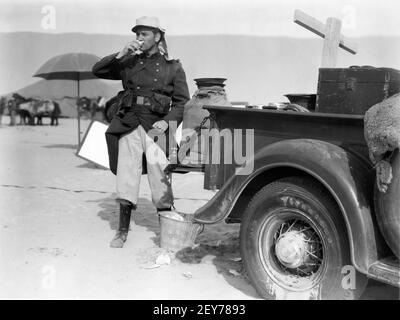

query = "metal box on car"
[316, 66, 400, 115]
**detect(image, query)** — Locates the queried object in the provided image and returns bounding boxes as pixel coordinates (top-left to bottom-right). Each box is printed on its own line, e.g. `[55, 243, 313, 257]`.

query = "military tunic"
[92, 51, 190, 174]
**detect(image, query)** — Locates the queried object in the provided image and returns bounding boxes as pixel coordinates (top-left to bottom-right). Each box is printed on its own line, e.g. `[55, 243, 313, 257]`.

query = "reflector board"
[76, 120, 109, 169]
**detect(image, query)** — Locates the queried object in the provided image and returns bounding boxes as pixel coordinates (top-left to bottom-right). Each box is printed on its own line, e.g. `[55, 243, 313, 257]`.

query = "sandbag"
[179, 86, 231, 166]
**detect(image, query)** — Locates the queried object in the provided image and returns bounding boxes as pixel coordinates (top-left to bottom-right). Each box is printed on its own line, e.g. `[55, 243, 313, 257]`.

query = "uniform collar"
[135, 51, 175, 65]
[142, 51, 162, 60]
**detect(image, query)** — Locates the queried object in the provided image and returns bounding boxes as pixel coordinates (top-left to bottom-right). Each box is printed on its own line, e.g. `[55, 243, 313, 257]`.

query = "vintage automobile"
[89, 67, 399, 300]
[176, 67, 400, 300]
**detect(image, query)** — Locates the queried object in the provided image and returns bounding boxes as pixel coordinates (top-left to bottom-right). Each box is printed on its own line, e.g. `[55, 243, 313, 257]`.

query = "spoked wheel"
[260, 212, 325, 291]
[240, 176, 367, 300]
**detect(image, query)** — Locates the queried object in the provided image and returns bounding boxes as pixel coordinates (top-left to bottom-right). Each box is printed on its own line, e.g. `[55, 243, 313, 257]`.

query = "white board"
[76, 121, 184, 169]
[76, 120, 110, 169]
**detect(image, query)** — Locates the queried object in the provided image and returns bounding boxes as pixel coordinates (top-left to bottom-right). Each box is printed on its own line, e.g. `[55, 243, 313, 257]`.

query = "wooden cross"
[294, 9, 357, 67]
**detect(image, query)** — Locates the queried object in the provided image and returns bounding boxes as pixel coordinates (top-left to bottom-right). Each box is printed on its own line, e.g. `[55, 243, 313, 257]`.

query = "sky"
[1, 0, 400, 37]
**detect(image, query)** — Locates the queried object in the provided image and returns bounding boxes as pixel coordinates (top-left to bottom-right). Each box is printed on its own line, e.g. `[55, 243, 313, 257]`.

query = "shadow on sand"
[76, 162, 108, 170]
[42, 144, 77, 149]
[94, 194, 259, 299]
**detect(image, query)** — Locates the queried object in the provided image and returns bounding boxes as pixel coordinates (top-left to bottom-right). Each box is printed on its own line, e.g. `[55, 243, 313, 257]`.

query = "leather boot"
[110, 202, 134, 248]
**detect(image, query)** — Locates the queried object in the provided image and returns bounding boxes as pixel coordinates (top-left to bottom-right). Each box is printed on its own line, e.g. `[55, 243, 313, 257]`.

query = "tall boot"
[110, 202, 134, 248]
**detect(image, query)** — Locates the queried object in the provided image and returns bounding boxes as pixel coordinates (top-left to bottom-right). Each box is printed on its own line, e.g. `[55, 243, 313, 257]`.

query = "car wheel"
[240, 176, 367, 300]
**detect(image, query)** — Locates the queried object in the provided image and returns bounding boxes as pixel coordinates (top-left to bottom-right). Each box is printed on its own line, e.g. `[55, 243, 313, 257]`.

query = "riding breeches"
[116, 125, 173, 209]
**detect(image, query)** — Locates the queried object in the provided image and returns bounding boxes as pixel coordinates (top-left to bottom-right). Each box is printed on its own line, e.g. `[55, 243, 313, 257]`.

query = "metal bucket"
[159, 211, 204, 251]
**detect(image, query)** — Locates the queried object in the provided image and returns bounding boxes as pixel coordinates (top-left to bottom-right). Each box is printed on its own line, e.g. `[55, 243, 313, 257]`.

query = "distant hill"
[1, 32, 400, 104]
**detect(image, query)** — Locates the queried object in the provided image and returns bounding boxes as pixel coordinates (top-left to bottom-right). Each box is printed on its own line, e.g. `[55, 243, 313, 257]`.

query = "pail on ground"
[159, 211, 204, 251]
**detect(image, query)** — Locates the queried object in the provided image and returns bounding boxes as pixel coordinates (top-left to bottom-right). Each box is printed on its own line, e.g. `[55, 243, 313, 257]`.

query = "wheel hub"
[275, 231, 310, 269]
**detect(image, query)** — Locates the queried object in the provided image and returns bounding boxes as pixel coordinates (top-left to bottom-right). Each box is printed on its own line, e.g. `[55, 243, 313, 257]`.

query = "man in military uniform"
[92, 16, 190, 248]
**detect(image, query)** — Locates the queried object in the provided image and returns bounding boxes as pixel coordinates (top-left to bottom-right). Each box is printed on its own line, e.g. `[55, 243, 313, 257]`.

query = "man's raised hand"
[116, 40, 143, 59]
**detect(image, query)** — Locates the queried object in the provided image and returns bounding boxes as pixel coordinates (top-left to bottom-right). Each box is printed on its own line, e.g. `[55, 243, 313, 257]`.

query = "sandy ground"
[0, 116, 398, 300]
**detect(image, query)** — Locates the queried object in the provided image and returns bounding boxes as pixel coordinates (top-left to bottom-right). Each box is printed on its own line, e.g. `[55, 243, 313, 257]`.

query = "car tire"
[240, 176, 367, 300]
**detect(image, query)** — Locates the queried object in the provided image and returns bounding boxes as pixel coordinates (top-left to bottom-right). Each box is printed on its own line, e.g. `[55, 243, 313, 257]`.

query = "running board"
[368, 256, 400, 287]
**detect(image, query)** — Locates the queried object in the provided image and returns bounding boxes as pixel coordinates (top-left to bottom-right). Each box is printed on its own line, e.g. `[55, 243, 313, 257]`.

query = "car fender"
[194, 139, 383, 272]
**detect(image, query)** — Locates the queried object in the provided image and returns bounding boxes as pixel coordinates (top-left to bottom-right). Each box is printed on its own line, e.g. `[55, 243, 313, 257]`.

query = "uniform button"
[136, 86, 141, 89]
[156, 69, 159, 72]
[140, 61, 144, 64]
[156, 63, 159, 66]
[154, 79, 158, 82]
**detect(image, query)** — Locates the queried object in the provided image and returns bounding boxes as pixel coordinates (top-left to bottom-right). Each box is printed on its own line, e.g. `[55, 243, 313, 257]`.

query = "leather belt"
[119, 90, 153, 107]
[135, 96, 152, 106]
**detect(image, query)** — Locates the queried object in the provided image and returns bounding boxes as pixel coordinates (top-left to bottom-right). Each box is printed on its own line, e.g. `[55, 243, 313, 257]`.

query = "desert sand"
[0, 117, 398, 300]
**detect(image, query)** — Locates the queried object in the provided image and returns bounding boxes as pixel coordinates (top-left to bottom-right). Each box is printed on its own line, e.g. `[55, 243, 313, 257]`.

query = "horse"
[13, 93, 35, 125]
[13, 94, 55, 125]
[18, 101, 35, 125]
[34, 100, 55, 125]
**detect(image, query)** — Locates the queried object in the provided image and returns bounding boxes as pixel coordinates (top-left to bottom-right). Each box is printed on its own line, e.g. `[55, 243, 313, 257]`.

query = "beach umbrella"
[33, 52, 101, 146]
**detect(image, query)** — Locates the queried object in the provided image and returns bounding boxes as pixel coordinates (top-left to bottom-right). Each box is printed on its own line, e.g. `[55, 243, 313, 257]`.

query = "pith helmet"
[131, 16, 165, 33]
